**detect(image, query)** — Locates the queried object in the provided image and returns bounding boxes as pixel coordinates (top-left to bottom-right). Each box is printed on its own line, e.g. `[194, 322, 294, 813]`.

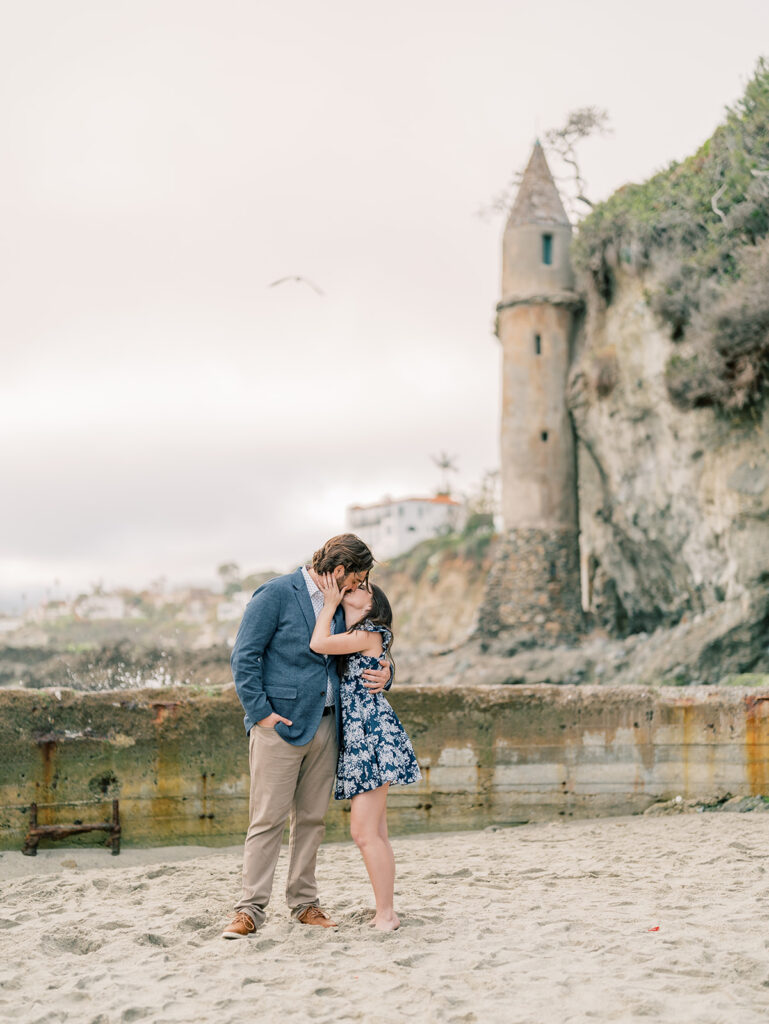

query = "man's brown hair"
[311, 534, 374, 576]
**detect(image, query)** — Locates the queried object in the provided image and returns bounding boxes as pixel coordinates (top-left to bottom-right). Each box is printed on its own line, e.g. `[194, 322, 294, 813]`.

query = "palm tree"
[431, 452, 458, 497]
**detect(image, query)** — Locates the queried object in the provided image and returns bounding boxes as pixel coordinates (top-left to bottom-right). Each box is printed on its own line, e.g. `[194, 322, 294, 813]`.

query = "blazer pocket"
[264, 685, 298, 700]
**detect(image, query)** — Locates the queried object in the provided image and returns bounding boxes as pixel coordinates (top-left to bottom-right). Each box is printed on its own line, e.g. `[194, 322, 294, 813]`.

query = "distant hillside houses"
[216, 590, 252, 622]
[32, 600, 71, 623]
[347, 494, 466, 560]
[75, 594, 127, 620]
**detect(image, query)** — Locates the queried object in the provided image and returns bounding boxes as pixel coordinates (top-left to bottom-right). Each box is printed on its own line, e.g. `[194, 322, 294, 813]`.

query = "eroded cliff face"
[374, 541, 498, 655]
[568, 264, 769, 643]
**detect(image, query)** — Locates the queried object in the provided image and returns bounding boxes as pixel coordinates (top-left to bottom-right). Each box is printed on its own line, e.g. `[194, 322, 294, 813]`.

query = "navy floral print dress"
[335, 620, 422, 800]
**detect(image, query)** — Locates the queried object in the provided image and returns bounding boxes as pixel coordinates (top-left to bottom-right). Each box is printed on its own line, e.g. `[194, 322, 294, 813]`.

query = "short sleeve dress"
[335, 620, 422, 800]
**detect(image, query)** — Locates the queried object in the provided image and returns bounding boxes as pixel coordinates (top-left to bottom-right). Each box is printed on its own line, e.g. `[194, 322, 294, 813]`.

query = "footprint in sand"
[180, 915, 211, 931]
[122, 1008, 150, 1022]
[146, 866, 180, 880]
[345, 909, 376, 926]
[394, 954, 425, 967]
[405, 912, 444, 925]
[41, 930, 103, 955]
[135, 933, 170, 947]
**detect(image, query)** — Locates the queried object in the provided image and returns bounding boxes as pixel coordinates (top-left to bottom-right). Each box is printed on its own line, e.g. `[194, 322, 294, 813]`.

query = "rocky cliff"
[570, 263, 769, 642]
[561, 58, 769, 679]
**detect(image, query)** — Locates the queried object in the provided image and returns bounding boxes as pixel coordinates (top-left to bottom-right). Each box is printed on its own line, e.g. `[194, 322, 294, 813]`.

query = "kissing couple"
[222, 533, 421, 938]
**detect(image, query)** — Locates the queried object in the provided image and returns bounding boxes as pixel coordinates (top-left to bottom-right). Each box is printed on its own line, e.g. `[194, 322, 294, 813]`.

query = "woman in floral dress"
[310, 575, 421, 931]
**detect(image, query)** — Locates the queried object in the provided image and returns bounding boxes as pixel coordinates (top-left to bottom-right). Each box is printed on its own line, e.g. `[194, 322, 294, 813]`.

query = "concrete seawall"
[2, 683, 769, 851]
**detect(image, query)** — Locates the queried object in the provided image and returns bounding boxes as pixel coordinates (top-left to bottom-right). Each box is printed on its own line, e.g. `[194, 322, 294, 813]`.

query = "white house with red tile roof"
[346, 494, 465, 560]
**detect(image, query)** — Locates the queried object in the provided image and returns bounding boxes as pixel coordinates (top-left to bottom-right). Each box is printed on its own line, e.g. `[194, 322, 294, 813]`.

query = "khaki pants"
[235, 713, 338, 926]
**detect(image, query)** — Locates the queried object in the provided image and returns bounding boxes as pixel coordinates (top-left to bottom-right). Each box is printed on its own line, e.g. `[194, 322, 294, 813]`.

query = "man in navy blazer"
[222, 534, 391, 938]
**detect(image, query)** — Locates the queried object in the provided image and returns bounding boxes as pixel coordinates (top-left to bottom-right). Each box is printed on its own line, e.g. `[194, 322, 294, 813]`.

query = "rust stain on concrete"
[744, 696, 769, 795]
[36, 736, 58, 824]
[151, 702, 181, 725]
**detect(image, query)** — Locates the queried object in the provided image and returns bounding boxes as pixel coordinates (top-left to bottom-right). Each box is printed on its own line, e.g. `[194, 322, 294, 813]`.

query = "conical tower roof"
[506, 140, 570, 228]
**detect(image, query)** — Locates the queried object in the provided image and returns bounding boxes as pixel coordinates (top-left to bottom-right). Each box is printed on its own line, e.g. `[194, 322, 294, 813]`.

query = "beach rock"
[718, 795, 769, 813]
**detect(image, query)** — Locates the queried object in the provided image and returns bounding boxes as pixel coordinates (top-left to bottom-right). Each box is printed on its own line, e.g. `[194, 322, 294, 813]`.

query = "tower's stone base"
[478, 528, 583, 647]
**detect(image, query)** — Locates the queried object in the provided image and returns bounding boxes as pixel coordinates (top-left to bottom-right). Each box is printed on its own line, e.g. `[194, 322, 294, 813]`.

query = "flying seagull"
[268, 276, 325, 296]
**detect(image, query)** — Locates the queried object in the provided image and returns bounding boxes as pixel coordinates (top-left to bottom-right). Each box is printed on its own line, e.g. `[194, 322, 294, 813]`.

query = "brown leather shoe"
[296, 905, 338, 928]
[221, 911, 257, 939]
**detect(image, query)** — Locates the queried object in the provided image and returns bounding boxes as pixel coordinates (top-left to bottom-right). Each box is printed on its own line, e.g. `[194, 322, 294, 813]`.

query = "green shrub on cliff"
[574, 56, 769, 411]
[385, 516, 497, 583]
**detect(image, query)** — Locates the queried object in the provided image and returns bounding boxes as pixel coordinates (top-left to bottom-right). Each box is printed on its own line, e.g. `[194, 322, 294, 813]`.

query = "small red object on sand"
[647, 926, 660, 932]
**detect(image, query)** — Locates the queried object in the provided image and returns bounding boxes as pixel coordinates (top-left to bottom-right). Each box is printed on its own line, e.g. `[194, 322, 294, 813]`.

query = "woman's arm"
[310, 629, 381, 656]
[308, 591, 339, 654]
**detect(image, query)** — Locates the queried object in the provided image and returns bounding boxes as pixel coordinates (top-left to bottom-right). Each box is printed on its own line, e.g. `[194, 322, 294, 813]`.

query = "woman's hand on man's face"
[318, 572, 343, 606]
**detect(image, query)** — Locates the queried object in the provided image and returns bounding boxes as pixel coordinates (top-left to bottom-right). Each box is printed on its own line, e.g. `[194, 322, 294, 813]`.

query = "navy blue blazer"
[231, 567, 391, 747]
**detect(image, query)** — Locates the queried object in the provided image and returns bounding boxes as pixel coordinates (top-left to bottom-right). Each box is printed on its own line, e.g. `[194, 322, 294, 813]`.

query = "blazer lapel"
[333, 606, 346, 634]
[292, 567, 317, 636]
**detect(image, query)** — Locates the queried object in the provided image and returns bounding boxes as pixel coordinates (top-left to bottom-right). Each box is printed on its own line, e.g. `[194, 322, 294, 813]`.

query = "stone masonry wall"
[477, 528, 583, 646]
[2, 683, 769, 851]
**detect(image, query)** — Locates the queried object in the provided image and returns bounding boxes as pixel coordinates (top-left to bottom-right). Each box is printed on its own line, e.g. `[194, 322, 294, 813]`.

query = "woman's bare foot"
[370, 912, 400, 931]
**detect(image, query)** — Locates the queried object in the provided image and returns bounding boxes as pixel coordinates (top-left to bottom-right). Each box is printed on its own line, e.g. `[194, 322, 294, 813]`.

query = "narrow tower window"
[541, 430, 548, 442]
[534, 333, 541, 355]
[542, 233, 553, 265]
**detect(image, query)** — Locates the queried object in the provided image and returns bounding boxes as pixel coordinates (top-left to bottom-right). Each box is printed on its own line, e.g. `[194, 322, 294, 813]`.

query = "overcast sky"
[1, 1, 767, 609]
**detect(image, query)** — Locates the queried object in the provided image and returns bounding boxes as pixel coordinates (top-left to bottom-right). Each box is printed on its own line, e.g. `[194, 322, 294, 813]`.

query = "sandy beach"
[2, 815, 769, 1024]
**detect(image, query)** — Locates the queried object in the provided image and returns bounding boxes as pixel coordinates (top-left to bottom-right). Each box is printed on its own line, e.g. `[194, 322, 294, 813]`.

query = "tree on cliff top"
[479, 107, 611, 223]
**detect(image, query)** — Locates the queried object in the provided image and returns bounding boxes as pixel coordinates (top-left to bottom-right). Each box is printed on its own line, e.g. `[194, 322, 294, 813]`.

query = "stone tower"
[480, 140, 583, 646]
